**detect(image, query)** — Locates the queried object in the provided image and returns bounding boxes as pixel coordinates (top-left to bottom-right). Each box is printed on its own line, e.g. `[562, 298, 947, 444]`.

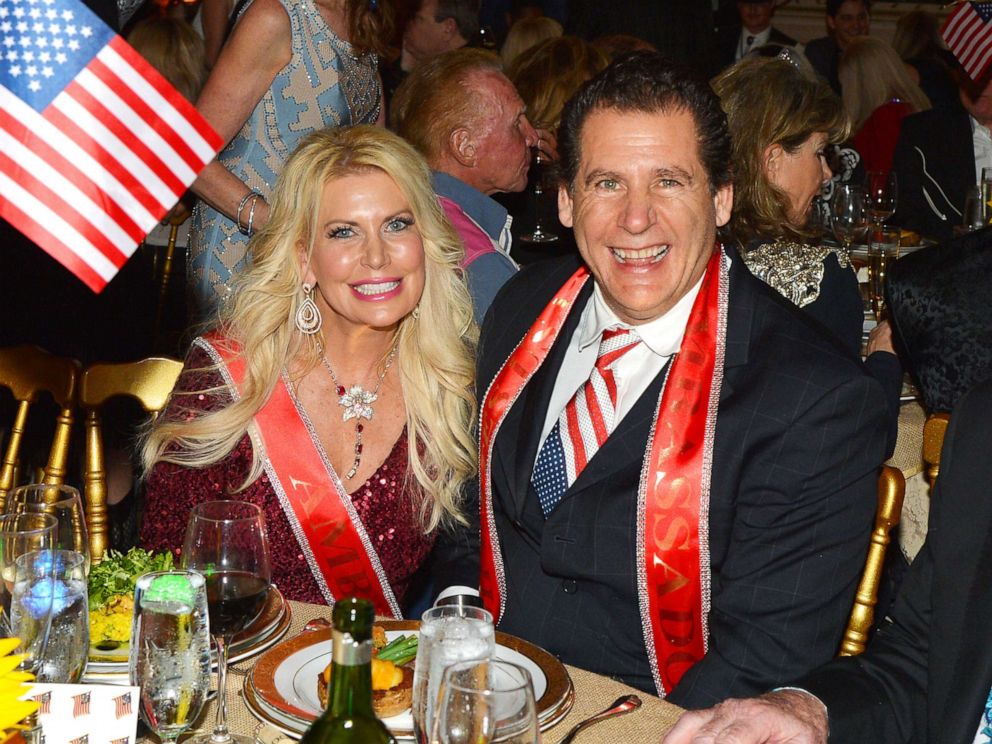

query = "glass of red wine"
[181, 500, 270, 744]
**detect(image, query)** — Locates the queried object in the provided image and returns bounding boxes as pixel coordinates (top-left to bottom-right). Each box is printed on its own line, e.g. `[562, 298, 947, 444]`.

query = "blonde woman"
[141, 126, 477, 617]
[499, 16, 562, 67]
[839, 36, 930, 173]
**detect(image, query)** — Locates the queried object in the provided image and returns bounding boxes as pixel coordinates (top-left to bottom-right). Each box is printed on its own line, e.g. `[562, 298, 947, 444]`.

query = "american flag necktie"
[532, 327, 641, 516]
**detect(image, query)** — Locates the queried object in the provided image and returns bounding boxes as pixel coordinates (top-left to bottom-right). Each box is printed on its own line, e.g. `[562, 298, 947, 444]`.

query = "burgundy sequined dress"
[140, 342, 435, 610]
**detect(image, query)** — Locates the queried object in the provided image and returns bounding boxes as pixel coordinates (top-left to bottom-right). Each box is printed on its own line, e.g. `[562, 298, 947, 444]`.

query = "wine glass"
[831, 185, 869, 255]
[182, 501, 271, 744]
[130, 570, 211, 744]
[9, 484, 90, 575]
[864, 170, 897, 227]
[430, 659, 538, 744]
[36, 549, 88, 683]
[1, 512, 57, 674]
[518, 142, 559, 244]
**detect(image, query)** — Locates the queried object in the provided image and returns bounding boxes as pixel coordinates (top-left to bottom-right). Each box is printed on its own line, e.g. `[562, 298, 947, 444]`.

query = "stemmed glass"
[35, 549, 88, 683]
[864, 170, 898, 228]
[130, 570, 212, 744]
[518, 139, 558, 244]
[0, 512, 57, 675]
[182, 501, 270, 744]
[430, 659, 539, 744]
[831, 185, 869, 255]
[8, 484, 90, 575]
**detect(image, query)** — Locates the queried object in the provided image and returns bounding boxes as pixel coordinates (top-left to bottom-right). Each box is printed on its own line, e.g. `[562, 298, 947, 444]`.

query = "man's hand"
[866, 319, 895, 357]
[661, 690, 828, 744]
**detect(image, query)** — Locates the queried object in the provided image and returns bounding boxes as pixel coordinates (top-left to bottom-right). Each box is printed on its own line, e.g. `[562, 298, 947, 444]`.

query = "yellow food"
[89, 594, 134, 645]
[371, 658, 403, 691]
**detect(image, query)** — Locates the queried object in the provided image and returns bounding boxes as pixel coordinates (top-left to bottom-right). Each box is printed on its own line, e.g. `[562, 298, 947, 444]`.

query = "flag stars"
[9, 63, 20, 75]
[67, 38, 78, 50]
[12, 6, 24, 17]
[37, 50, 48, 61]
[0, 20, 10, 31]
[21, 49, 32, 60]
[28, 6, 39, 18]
[80, 24, 91, 37]
[2, 36, 11, 47]
[28, 79, 40, 91]
[54, 50, 64, 62]
[59, 9, 72, 20]
[18, 35, 30, 46]
[31, 21, 42, 32]
[48, 23, 59, 35]
[25, 63, 36, 75]
[64, 23, 75, 34]
[34, 36, 46, 48]
[5, 50, 16, 60]
[41, 64, 51, 76]
[15, 20, 26, 30]
[44, 8, 55, 18]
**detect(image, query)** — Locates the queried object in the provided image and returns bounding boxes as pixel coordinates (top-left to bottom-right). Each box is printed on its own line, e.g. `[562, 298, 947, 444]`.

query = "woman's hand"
[190, 0, 292, 223]
[535, 127, 558, 162]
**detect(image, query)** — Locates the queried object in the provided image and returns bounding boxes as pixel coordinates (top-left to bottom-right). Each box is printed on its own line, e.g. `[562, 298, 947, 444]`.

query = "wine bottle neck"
[329, 630, 375, 718]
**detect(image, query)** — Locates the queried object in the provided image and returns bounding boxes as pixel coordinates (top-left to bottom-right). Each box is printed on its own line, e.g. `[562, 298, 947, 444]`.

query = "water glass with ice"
[129, 570, 211, 744]
[412, 605, 496, 744]
[36, 550, 88, 682]
[1, 512, 57, 671]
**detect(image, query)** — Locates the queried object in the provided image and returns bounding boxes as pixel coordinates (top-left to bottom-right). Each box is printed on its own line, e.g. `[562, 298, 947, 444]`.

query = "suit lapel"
[492, 282, 593, 521]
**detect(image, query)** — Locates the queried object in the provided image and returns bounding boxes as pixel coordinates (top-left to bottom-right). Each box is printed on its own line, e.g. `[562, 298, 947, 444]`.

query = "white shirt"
[972, 116, 992, 184]
[535, 275, 704, 463]
[736, 26, 771, 61]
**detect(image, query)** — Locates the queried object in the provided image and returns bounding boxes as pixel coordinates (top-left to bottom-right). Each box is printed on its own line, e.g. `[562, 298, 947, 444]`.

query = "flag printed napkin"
[0, 0, 223, 291]
[20, 683, 140, 744]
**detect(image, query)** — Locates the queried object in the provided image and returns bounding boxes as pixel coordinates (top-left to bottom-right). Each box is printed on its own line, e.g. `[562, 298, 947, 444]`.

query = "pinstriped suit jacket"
[435, 250, 889, 709]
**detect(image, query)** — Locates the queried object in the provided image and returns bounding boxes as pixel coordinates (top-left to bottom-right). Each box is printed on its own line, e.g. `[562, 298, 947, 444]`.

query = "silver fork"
[556, 694, 642, 744]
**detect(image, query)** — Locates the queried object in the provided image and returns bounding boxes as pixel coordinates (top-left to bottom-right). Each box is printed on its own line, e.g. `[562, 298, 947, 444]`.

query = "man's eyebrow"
[582, 169, 622, 186]
[658, 166, 694, 183]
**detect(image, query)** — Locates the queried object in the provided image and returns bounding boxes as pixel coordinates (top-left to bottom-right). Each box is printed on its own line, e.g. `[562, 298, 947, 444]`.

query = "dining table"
[173, 599, 685, 743]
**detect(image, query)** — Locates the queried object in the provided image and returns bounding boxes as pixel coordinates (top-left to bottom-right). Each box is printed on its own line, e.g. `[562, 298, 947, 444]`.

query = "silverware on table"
[556, 693, 642, 743]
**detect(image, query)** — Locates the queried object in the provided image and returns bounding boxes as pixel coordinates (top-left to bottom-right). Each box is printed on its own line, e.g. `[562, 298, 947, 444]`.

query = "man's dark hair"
[558, 51, 732, 194]
[826, 0, 869, 17]
[434, 0, 481, 42]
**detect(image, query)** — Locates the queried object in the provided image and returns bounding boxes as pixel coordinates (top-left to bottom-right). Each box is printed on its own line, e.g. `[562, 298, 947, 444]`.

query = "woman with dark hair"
[714, 56, 901, 448]
[186, 0, 394, 318]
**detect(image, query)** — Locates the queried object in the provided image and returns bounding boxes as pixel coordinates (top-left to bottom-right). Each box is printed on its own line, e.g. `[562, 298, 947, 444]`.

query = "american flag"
[110, 738, 129, 744]
[69, 736, 88, 744]
[942, 2, 992, 80]
[71, 690, 90, 717]
[0, 0, 222, 291]
[32, 690, 52, 714]
[112, 691, 132, 719]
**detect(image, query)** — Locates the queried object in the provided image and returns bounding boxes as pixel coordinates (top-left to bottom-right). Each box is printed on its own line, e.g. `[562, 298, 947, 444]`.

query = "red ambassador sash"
[208, 338, 400, 618]
[478, 249, 727, 696]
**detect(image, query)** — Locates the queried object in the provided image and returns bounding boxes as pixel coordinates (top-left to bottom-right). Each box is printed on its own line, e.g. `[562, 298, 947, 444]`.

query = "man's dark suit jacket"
[799, 381, 992, 743]
[436, 251, 889, 709]
[890, 104, 974, 243]
[713, 25, 797, 72]
[805, 35, 842, 94]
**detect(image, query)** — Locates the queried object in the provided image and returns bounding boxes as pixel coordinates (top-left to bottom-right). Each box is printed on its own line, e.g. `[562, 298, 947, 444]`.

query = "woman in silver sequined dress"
[186, 0, 393, 319]
[714, 55, 902, 451]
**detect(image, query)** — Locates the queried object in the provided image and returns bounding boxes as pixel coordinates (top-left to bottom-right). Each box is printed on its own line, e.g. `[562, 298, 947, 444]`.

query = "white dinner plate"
[248, 620, 573, 738]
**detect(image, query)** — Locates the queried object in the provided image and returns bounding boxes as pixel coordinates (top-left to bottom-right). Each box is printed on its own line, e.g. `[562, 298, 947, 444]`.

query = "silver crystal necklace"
[319, 343, 398, 479]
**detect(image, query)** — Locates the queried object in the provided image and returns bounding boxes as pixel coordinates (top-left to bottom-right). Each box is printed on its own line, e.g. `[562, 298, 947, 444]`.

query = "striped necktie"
[532, 328, 641, 516]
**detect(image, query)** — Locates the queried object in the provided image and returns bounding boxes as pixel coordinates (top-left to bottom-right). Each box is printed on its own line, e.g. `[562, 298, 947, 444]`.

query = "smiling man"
[805, 0, 871, 93]
[435, 52, 889, 709]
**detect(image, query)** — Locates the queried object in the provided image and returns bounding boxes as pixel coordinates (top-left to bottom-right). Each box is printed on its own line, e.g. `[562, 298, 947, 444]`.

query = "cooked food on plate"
[318, 625, 418, 718]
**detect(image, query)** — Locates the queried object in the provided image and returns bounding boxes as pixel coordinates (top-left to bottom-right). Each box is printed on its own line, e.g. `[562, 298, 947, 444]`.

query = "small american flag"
[942, 1, 992, 80]
[0, 0, 222, 291]
[112, 691, 132, 719]
[110, 738, 129, 744]
[71, 690, 90, 717]
[69, 736, 88, 744]
[32, 690, 52, 714]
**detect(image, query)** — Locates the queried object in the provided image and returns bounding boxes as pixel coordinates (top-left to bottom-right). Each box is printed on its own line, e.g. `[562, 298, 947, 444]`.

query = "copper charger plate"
[247, 619, 573, 736]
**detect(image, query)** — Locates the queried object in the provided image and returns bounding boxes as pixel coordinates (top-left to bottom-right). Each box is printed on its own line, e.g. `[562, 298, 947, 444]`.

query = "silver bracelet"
[237, 190, 261, 235]
[246, 194, 260, 237]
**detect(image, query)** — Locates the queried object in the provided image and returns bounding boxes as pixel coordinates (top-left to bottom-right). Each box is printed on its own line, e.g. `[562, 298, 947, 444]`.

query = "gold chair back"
[839, 465, 906, 656]
[923, 413, 950, 490]
[0, 346, 80, 512]
[80, 357, 183, 562]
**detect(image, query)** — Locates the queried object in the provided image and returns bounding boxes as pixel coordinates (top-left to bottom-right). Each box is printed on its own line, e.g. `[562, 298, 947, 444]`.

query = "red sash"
[200, 338, 400, 619]
[478, 249, 727, 695]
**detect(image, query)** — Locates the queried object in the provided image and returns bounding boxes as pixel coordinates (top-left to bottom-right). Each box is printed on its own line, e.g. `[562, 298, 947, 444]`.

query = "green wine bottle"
[300, 598, 398, 744]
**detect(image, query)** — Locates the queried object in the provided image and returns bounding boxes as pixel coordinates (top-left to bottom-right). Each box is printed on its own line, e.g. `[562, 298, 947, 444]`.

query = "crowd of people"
[6, 0, 992, 740]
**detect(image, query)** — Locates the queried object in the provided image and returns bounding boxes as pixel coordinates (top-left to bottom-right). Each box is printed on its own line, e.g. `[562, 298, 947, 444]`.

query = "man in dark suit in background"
[891, 67, 992, 242]
[714, 0, 796, 72]
[665, 380, 992, 743]
[435, 52, 888, 709]
[805, 0, 870, 94]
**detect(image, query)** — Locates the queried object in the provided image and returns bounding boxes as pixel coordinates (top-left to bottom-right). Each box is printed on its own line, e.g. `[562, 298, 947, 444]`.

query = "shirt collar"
[578, 274, 706, 358]
[432, 170, 509, 242]
[972, 115, 992, 140]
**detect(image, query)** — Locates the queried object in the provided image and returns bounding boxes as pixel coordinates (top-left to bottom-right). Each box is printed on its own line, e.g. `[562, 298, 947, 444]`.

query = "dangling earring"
[296, 283, 322, 335]
[411, 305, 421, 320]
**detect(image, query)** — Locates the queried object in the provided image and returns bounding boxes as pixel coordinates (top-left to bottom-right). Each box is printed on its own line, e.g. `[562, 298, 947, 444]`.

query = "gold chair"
[923, 413, 950, 490]
[840, 465, 906, 656]
[80, 357, 183, 562]
[0, 346, 81, 512]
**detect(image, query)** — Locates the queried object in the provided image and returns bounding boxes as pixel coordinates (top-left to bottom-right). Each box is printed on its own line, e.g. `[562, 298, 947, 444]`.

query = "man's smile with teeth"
[610, 245, 670, 263]
[353, 280, 400, 295]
